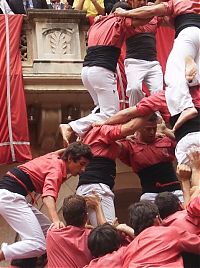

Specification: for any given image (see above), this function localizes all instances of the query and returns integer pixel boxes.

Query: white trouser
[125,58,163,106]
[140,190,184,203]
[165,27,200,116]
[0,189,51,261]
[175,131,200,165]
[76,183,115,226]
[69,66,120,137]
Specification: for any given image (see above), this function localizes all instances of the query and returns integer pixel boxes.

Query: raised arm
[176,164,192,207]
[188,149,200,200]
[114,3,168,19]
[120,117,149,137]
[95,106,141,126]
[85,194,107,225]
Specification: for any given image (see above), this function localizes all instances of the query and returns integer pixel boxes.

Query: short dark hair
[88,223,121,258]
[147,113,158,123]
[111,1,132,12]
[129,201,159,236]
[155,192,181,220]
[63,195,87,227]
[61,142,93,162]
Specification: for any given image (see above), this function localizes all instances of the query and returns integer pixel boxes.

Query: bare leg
[185,56,197,83]
[172,107,198,132]
[59,124,74,147]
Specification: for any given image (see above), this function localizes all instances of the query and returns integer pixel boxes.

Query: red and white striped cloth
[0,14,32,164]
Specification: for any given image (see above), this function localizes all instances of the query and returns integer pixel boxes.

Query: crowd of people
[0,0,199,267]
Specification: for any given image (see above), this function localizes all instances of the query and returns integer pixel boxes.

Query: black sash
[174,13,200,38]
[83,45,121,72]
[138,162,181,193]
[78,156,116,190]
[126,33,157,61]
[0,167,35,196]
[170,108,200,143]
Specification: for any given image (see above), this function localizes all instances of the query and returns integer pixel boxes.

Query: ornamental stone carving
[44,28,73,55]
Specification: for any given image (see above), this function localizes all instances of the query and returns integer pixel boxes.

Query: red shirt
[123,226,200,268]
[162,210,200,235]
[46,225,92,268]
[18,152,66,200]
[88,15,163,48]
[136,87,200,123]
[187,194,200,226]
[126,16,163,38]
[88,15,133,48]
[163,0,200,18]
[119,136,176,173]
[83,125,124,160]
[84,247,126,268]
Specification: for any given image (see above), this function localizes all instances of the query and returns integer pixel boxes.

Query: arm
[177,164,192,207]
[43,196,65,228]
[91,0,105,15]
[85,194,107,225]
[189,149,200,188]
[157,121,175,140]
[116,224,135,239]
[95,106,140,126]
[114,3,168,19]
[120,117,149,137]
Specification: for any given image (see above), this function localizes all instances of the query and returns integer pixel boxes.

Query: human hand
[84,192,101,209]
[188,148,200,171]
[111,217,119,227]
[116,223,135,243]
[116,224,135,236]
[114,7,127,17]
[94,15,103,22]
[177,164,192,182]
[50,220,65,229]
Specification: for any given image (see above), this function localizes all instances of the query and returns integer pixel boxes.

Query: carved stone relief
[43,28,73,55]
[35,22,81,60]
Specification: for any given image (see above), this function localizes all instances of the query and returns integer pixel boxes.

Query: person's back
[123,200,200,268]
[155,191,200,268]
[123,225,200,268]
[47,225,92,268]
[46,195,93,268]
[155,192,200,235]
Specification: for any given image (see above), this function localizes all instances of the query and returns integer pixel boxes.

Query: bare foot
[59,124,74,147]
[173,107,198,131]
[185,56,197,83]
